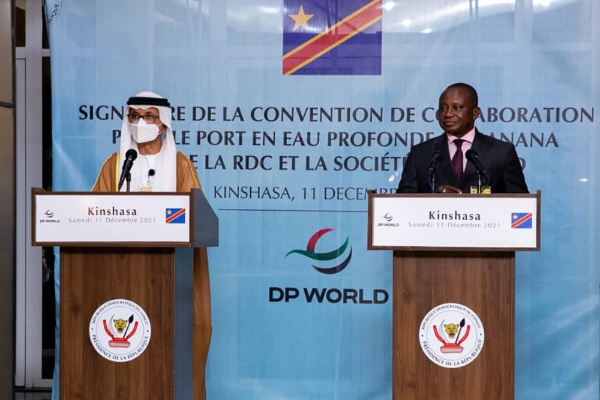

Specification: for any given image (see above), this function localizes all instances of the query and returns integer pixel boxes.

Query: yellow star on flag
[289,5,314,31]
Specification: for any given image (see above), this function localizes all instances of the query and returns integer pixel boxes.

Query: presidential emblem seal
[419,303,484,368]
[89,299,151,363]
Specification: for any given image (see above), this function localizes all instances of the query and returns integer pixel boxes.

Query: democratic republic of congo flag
[283,0,383,75]
[166,208,186,224]
[511,212,533,229]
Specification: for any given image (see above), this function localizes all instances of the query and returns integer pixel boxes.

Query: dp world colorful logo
[285,228,352,275]
[44,209,54,218]
[383,213,393,222]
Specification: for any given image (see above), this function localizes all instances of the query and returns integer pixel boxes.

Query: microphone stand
[476,170,482,194]
[428,151,443,194]
[428,169,436,193]
[126,172,132,192]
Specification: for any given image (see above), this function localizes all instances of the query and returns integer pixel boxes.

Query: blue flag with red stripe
[511,212,532,229]
[166,208,186,224]
[283,0,383,75]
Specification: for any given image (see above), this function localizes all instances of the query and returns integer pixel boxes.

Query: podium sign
[368,192,541,251]
[33,191,192,245]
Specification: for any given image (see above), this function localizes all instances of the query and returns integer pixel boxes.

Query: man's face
[436,87,480,137]
[129,107,164,132]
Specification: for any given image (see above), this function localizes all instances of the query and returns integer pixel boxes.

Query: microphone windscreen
[125,149,138,160]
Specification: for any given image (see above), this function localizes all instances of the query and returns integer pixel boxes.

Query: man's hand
[436,185,462,194]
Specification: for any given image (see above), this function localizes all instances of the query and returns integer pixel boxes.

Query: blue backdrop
[45,0,599,399]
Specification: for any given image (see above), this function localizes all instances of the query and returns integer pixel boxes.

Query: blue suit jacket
[397,130,529,194]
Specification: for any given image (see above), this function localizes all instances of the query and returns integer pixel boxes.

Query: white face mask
[130,119,160,144]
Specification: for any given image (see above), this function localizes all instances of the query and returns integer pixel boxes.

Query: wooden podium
[368,192,541,400]
[32,188,218,400]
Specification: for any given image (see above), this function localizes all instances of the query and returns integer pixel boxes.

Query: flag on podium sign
[166,208,186,224]
[511,212,532,229]
[282,0,383,75]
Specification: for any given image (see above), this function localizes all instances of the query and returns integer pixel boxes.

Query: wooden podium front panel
[60,247,175,400]
[393,251,515,400]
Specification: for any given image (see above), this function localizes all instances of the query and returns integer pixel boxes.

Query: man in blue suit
[397,83,529,194]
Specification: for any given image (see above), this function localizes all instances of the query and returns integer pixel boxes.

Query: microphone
[427,150,443,193]
[465,149,489,183]
[428,150,443,175]
[118,149,138,191]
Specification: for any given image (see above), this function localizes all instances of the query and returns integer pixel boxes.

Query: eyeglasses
[127,113,159,124]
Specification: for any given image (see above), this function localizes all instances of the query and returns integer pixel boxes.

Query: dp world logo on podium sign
[419,303,485,368]
[89,299,152,363]
[39,209,60,224]
[378,213,400,228]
